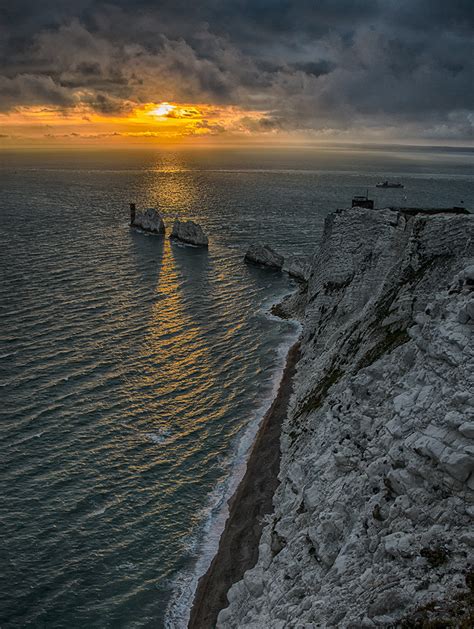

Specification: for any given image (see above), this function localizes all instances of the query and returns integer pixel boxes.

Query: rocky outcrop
[271,286,307,321]
[218,207,474,628]
[244,244,284,270]
[170,220,208,247]
[283,255,311,281]
[132,207,166,234]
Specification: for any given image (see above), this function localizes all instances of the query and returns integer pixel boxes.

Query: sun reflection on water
[141,153,202,223]
[132,237,218,468]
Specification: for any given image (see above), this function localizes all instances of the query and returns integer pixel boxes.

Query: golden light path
[0,101,272,147]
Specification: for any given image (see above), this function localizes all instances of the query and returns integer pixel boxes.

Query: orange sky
[0,101,279,148]
[3,100,469,150]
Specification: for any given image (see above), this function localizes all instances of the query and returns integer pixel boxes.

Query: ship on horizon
[376,180,404,188]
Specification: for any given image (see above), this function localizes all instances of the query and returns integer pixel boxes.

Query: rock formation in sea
[218,207,474,627]
[132,207,166,234]
[244,244,284,270]
[283,255,311,282]
[170,220,209,247]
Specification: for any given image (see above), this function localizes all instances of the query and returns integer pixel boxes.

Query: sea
[1,145,473,628]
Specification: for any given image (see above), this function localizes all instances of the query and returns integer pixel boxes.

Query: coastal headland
[194,206,474,628]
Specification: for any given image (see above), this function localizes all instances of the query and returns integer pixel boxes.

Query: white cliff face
[218,208,474,628]
[170,220,208,247]
[133,208,166,234]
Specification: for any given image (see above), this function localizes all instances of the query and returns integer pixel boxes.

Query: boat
[376,180,404,189]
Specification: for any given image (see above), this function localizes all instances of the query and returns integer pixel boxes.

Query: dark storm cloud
[1,1,473,139]
[0,74,77,110]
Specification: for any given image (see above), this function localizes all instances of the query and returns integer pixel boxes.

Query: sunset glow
[150,103,176,117]
[0,101,276,147]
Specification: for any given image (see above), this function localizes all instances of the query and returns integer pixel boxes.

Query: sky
[1,0,473,148]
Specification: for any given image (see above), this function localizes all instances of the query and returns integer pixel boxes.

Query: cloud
[0,74,77,111]
[0,1,473,141]
[81,92,133,114]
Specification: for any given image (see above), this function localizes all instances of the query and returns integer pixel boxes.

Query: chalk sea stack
[244,244,284,270]
[170,220,209,247]
[131,207,166,235]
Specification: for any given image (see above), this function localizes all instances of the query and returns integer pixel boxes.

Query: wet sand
[188,342,301,629]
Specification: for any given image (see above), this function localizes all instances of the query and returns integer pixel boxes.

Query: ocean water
[1,146,473,628]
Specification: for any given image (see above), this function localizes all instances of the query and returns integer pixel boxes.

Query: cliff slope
[218,207,474,628]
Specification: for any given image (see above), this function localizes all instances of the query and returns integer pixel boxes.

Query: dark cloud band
[1,0,473,140]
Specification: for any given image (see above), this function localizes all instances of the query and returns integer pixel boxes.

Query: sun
[150,103,175,117]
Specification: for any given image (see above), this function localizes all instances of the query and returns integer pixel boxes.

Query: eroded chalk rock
[244,244,284,269]
[170,220,208,247]
[283,255,311,281]
[458,422,474,439]
[132,208,165,234]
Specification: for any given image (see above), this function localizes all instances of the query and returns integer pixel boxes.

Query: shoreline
[188,341,301,628]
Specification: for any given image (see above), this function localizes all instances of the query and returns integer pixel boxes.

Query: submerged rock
[132,208,165,234]
[170,220,208,247]
[244,244,284,269]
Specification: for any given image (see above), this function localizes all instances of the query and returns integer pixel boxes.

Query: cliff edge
[218,207,474,627]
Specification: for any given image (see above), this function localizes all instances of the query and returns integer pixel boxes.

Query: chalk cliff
[218,207,474,627]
